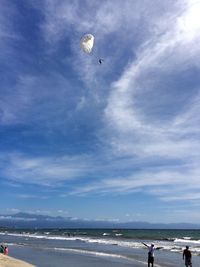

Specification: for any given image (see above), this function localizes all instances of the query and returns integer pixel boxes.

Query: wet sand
[0,254,35,267]
[9,244,147,267]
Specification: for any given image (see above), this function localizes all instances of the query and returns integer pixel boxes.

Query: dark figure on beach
[142,242,162,267]
[0,245,4,254]
[183,246,192,267]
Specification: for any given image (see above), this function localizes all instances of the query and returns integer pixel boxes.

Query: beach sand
[0,254,36,267]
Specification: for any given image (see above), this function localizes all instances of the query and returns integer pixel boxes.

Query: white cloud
[15,194,49,199]
[1,0,200,211]
[6,208,20,214]
[71,165,200,195]
[39,0,181,88]
[1,152,94,186]
[104,0,200,158]
[69,0,200,202]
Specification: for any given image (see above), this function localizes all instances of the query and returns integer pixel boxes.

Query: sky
[0,0,200,224]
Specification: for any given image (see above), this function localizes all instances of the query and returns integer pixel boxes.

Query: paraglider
[80,33,103,64]
[98,58,104,64]
[80,34,94,54]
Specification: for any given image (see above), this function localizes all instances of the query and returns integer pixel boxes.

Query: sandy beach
[0,254,35,267]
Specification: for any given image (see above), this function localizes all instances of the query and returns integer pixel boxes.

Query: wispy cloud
[1,0,200,223]
[1,152,94,186]
[70,164,200,195]
[15,194,49,199]
[104,0,200,156]
[0,1,20,46]
[39,0,181,87]
[70,0,200,202]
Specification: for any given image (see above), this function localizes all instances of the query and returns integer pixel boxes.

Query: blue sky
[0,0,200,223]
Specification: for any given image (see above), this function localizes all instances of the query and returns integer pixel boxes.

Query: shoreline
[0,254,35,267]
[1,229,199,267]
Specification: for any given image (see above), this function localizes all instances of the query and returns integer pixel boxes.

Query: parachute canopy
[80,34,94,54]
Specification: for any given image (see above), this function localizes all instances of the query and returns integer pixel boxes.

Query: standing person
[142,242,162,267]
[4,246,8,255]
[183,246,192,267]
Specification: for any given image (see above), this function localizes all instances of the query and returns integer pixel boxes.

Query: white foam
[102,233,110,236]
[174,238,200,245]
[183,236,191,240]
[1,231,200,256]
[0,232,77,241]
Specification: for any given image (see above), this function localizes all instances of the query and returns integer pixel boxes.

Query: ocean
[0,229,199,266]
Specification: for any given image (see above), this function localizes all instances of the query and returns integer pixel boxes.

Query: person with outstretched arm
[142,242,162,267]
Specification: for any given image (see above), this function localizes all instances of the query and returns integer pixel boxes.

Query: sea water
[0,229,200,266]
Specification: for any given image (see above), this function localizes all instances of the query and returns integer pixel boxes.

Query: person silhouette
[183,246,192,267]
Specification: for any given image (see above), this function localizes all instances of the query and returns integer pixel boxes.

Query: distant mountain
[0,212,199,229]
